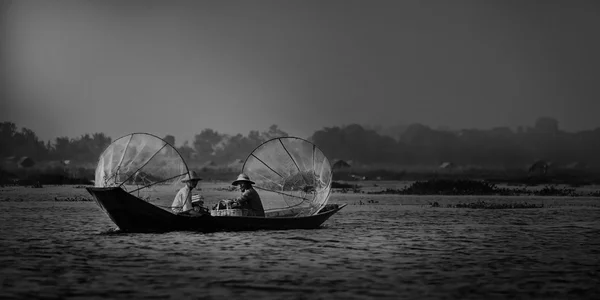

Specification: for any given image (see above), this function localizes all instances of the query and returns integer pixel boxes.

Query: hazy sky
[2,0,600,144]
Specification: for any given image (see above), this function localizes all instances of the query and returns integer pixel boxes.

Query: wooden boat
[87,186,346,233]
[87,133,344,233]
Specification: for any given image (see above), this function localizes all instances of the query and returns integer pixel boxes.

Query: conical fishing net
[95,133,189,209]
[242,137,332,216]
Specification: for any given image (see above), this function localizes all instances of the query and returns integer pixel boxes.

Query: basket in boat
[210,207,252,217]
[211,200,254,216]
[210,208,244,216]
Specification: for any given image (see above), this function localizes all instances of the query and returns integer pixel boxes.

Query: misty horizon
[4,116,600,172]
[1,116,596,146]
[2,1,600,144]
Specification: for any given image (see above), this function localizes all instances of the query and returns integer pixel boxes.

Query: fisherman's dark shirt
[235,188,265,217]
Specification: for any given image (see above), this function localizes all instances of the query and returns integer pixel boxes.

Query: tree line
[1,117,599,171]
[0,122,288,169]
[0,122,113,165]
[312,117,600,170]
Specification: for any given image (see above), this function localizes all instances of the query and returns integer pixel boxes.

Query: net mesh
[95,133,189,209]
[242,137,332,216]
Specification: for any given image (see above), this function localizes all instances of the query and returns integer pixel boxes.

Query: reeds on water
[367,179,599,197]
[437,200,542,209]
[54,196,93,202]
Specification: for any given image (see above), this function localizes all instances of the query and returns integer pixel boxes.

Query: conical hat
[232,173,255,186]
[182,170,202,182]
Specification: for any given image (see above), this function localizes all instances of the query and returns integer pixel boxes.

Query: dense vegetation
[2,116,600,186]
[364,179,599,197]
[312,117,600,169]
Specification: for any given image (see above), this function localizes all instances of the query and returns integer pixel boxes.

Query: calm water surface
[1,194,599,299]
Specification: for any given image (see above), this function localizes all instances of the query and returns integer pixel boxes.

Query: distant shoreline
[3,167,600,186]
[2,177,600,198]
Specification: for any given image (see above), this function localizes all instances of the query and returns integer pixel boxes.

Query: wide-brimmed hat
[232,173,255,186]
[182,170,202,182]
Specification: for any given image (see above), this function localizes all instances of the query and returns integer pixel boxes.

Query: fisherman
[172,170,203,214]
[228,173,265,217]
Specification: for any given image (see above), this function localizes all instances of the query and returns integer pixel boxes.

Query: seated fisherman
[229,173,265,217]
[171,171,203,214]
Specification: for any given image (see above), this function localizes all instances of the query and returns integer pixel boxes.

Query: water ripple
[1,198,599,299]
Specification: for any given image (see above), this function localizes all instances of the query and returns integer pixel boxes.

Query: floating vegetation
[332,181,362,193]
[589,191,600,197]
[368,180,498,195]
[331,181,359,189]
[352,199,380,205]
[73,185,91,189]
[53,196,93,202]
[534,186,576,197]
[368,179,600,197]
[370,188,405,195]
[442,200,542,209]
[337,187,362,194]
[407,179,498,195]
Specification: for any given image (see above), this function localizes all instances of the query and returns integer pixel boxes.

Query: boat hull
[86,187,346,233]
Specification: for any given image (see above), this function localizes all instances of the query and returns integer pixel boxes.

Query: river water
[1,188,599,299]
